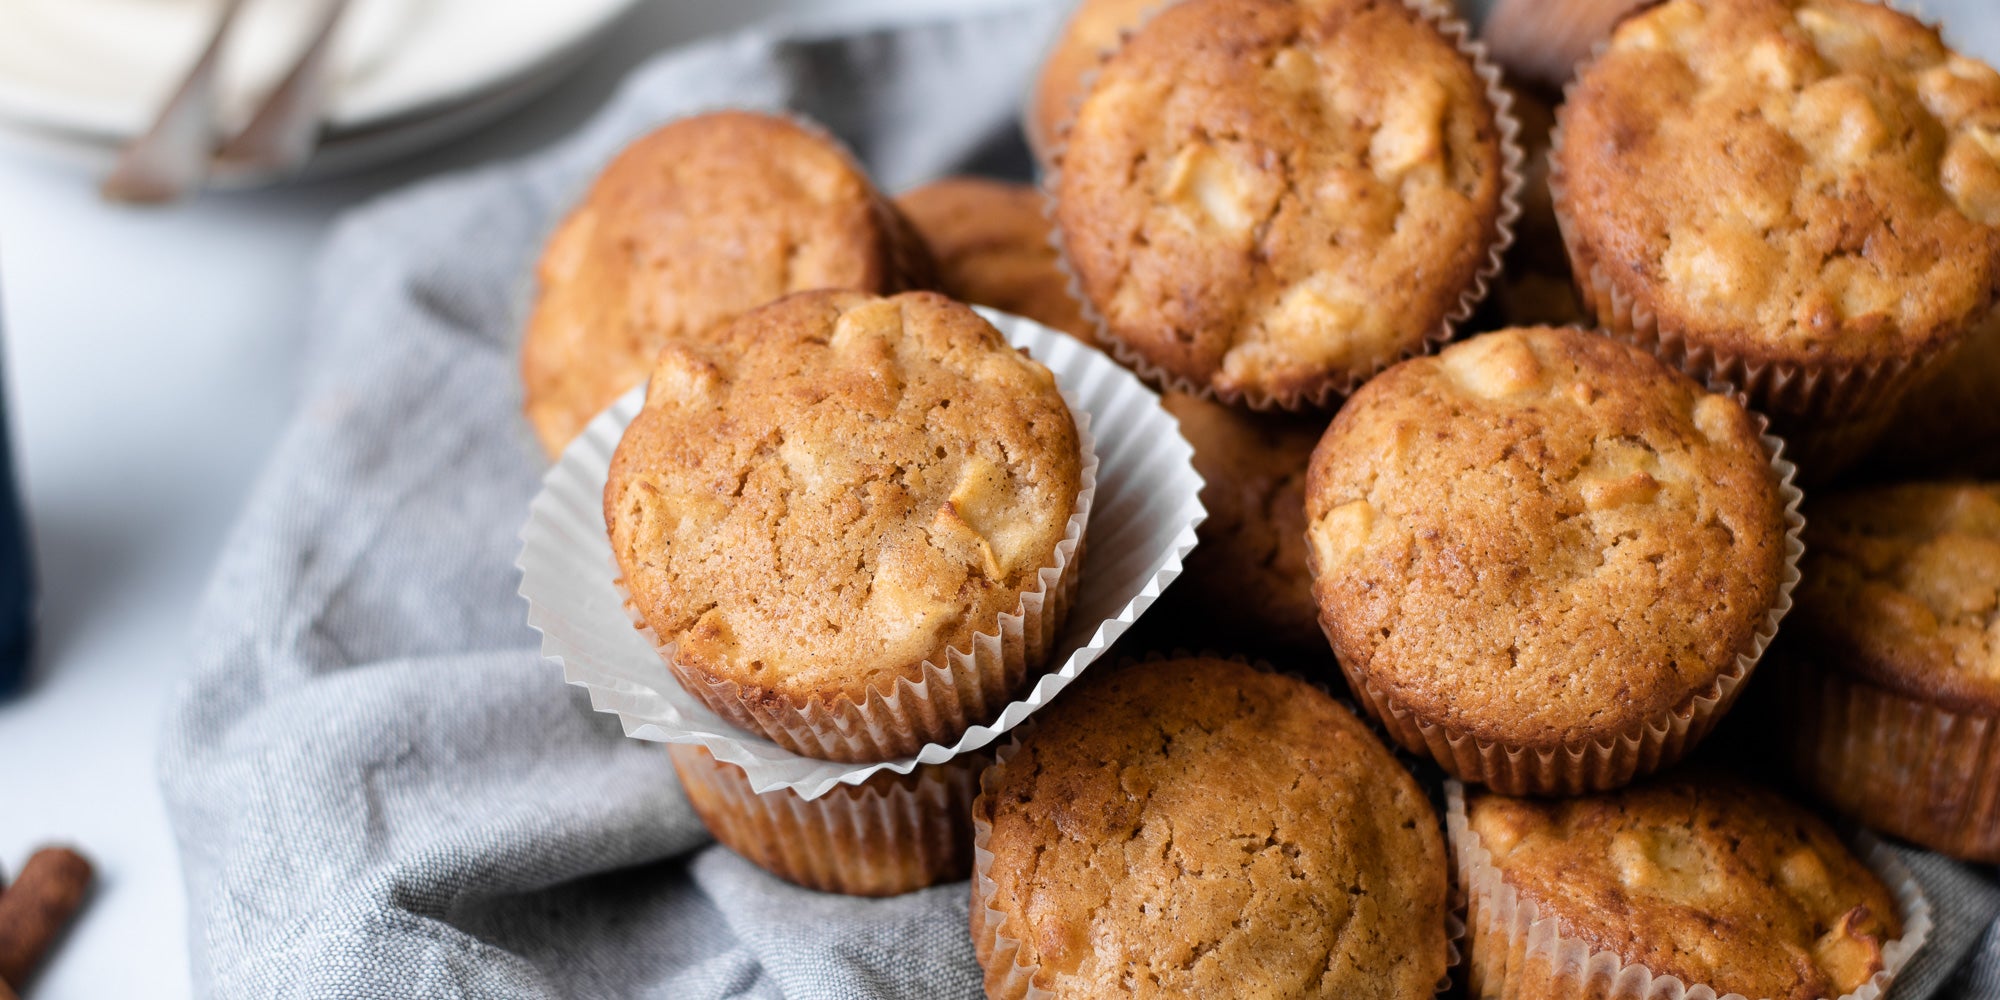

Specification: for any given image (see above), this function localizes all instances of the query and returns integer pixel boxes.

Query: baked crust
[1054,0,1507,404]
[1790,481,2000,711]
[1306,327,1785,747]
[1557,0,2000,369]
[521,111,934,456]
[977,657,1448,1000]
[895,177,1094,343]
[1467,775,1902,1000]
[606,290,1081,711]
[1027,0,1160,165]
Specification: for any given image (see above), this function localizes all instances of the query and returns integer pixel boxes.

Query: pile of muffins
[520,0,2000,996]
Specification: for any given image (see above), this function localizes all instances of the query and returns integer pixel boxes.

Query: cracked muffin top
[1054,0,1509,406]
[1789,482,2000,711]
[894,177,1095,343]
[1026,0,1159,165]
[1305,328,1787,746]
[522,111,934,457]
[1465,775,1903,1000]
[976,657,1448,1000]
[1161,392,1327,649]
[1557,0,2000,369]
[605,290,1081,702]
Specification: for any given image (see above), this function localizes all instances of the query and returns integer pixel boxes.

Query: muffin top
[1791,482,2000,711]
[1162,392,1326,649]
[1558,0,2000,368]
[521,111,933,456]
[1465,776,1903,1000]
[1027,0,1159,165]
[1306,327,1787,746]
[978,657,1448,1000]
[606,290,1081,703]
[894,177,1094,343]
[1055,0,1508,405]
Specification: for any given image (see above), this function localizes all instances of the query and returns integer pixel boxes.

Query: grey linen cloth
[157,3,2000,997]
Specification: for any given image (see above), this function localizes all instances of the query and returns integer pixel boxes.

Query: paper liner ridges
[517,308,1207,800]
[1445,782,1932,1000]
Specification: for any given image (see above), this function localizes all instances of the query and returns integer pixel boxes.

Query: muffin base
[1445,782,1932,1000]
[629,397,1098,763]
[669,743,983,897]
[1781,659,2000,864]
[1335,427,1805,796]
[1044,0,1525,412]
[970,716,1463,1000]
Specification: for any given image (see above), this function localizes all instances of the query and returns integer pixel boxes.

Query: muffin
[1554,0,2000,433]
[972,656,1449,999]
[1306,328,1795,794]
[893,177,1094,343]
[1774,482,2000,862]
[669,744,983,897]
[606,290,1091,761]
[1053,0,1517,409]
[1159,392,1327,652]
[1025,0,1159,168]
[1453,775,1919,1000]
[521,111,935,456]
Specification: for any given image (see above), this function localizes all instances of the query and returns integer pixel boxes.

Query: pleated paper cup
[670,743,984,897]
[519,307,1207,801]
[1338,426,1805,796]
[1778,655,2000,864]
[620,403,1096,764]
[1043,0,1525,412]
[1547,87,1960,428]
[1445,782,1932,1000]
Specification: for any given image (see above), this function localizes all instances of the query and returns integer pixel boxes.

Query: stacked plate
[0,0,645,185]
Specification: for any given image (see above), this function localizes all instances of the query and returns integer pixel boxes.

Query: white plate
[0,0,644,141]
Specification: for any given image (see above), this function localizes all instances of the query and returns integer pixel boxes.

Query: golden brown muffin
[893,177,1093,343]
[521,111,935,456]
[1775,482,2000,861]
[1026,0,1160,167]
[1054,0,1514,408]
[607,290,1084,761]
[1461,776,1905,1000]
[973,657,1449,1000]
[1555,0,2000,421]
[669,744,981,897]
[1307,328,1789,793]
[1161,392,1326,650]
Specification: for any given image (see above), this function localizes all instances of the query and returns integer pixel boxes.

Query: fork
[99,0,249,203]
[214,0,355,178]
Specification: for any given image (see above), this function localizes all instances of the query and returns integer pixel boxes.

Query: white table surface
[0,1,1012,996]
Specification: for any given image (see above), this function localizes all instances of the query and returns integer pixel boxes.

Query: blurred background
[0,1,1022,995]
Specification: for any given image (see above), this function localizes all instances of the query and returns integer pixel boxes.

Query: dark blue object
[0,285,35,698]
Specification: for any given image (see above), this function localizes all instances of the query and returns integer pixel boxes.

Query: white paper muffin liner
[1779,656,2000,864]
[1042,0,1525,412]
[616,381,1096,764]
[1445,782,1932,1000]
[969,665,1463,1000]
[1546,57,1960,427]
[518,308,1207,800]
[668,742,984,897]
[1335,424,1805,796]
